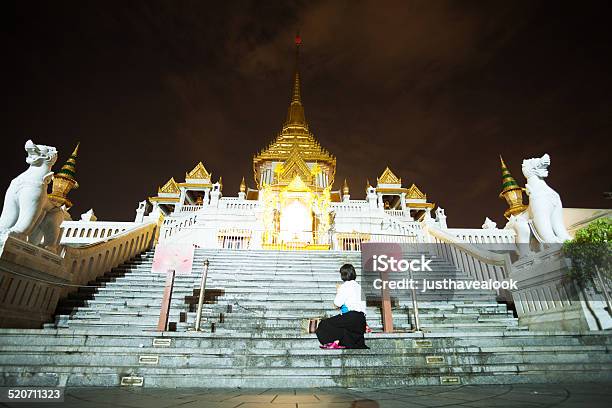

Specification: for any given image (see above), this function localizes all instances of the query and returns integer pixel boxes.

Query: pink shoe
[325,342,346,349]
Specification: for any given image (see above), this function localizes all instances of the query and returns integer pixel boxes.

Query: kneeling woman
[316,264,368,349]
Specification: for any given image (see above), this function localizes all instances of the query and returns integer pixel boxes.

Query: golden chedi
[49,143,80,208]
[499,155,527,219]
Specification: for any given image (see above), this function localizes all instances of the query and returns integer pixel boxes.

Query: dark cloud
[2,0,611,226]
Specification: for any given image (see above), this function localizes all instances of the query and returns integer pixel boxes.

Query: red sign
[151,244,194,275]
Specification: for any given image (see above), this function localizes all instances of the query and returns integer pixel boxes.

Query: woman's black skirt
[316,311,368,349]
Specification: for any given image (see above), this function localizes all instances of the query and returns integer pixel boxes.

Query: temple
[147,36,440,250]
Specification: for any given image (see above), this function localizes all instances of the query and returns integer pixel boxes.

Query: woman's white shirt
[334,280,366,313]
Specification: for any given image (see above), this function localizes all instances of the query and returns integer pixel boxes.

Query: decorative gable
[406,183,426,200]
[280,146,313,184]
[158,178,180,195]
[185,162,211,181]
[286,175,310,192]
[377,167,401,185]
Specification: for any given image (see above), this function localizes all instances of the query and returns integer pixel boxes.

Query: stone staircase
[0,248,610,387]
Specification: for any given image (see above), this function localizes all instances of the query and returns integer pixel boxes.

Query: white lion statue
[0,140,66,251]
[521,153,571,243]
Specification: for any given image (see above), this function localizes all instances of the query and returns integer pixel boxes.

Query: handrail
[194,259,210,331]
[423,224,513,300]
[0,221,157,328]
[63,222,158,288]
[424,224,512,273]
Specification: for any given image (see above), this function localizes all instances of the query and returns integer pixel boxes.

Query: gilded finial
[49,142,80,208]
[499,155,528,219]
[342,178,349,195]
[240,176,246,193]
[285,33,306,126]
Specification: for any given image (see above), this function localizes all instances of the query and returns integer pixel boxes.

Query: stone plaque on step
[153,338,172,347]
[426,355,444,365]
[413,339,433,348]
[440,376,460,385]
[138,355,159,365]
[120,376,144,386]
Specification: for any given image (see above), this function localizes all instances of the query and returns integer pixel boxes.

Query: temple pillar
[175,188,187,213]
[203,188,211,206]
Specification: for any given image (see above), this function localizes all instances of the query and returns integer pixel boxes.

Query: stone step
[1,362,610,388]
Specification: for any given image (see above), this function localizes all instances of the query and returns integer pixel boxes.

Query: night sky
[4,1,611,227]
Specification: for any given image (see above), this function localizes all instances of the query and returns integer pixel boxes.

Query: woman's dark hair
[340,263,357,281]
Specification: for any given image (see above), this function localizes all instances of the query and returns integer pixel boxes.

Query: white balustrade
[0,222,157,328]
[384,209,405,217]
[336,232,419,251]
[180,205,203,213]
[160,213,199,241]
[331,202,368,213]
[217,228,252,249]
[509,247,612,331]
[219,200,260,211]
[64,222,157,288]
[448,228,516,244]
[60,221,141,245]
[424,224,513,299]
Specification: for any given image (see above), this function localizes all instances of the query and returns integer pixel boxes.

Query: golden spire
[342,178,349,195]
[285,33,306,127]
[499,155,528,219]
[49,142,80,208]
[240,176,246,193]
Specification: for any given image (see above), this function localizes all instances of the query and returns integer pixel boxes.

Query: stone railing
[180,205,203,213]
[423,224,513,299]
[218,199,260,211]
[335,232,419,251]
[380,214,424,239]
[510,247,612,331]
[331,202,368,213]
[0,222,157,328]
[448,228,516,244]
[217,228,252,249]
[60,221,141,245]
[160,212,199,241]
[384,209,406,217]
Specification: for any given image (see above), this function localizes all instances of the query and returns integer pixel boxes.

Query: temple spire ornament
[342,179,350,195]
[285,33,307,127]
[252,34,335,189]
[49,142,80,208]
[239,176,246,193]
[499,155,528,219]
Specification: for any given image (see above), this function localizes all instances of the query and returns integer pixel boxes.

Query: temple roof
[253,35,335,178]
